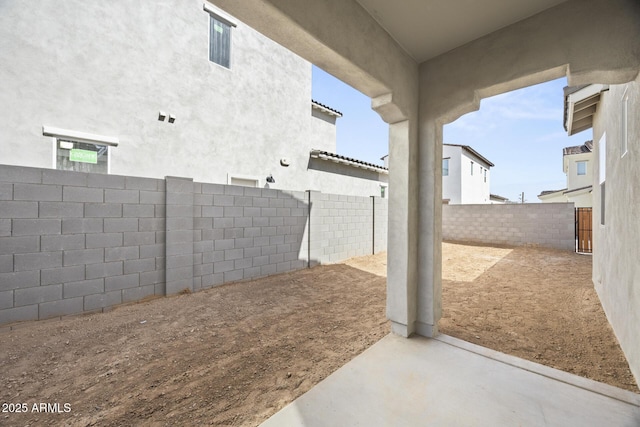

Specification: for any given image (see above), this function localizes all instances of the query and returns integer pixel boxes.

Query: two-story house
[537,140,593,207]
[0,0,387,197]
[384,144,496,204]
[442,144,494,204]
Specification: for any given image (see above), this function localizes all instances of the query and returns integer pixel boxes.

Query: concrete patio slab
[260,334,640,426]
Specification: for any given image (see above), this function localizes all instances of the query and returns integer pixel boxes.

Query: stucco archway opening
[434,75,639,390]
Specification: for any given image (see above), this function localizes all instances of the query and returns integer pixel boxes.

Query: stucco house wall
[591,75,640,383]
[442,144,491,204]
[564,151,593,191]
[0,0,385,198]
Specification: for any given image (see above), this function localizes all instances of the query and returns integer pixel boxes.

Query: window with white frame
[470,161,474,175]
[577,161,587,175]
[56,140,109,174]
[205,4,236,69]
[43,126,118,174]
[621,87,629,157]
[442,158,449,176]
[599,134,606,225]
[484,168,487,183]
[228,175,259,187]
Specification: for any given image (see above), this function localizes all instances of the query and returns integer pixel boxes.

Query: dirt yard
[1,243,637,426]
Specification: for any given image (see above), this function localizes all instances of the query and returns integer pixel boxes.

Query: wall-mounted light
[266,174,275,183]
[280,158,290,167]
[158,111,166,121]
[168,114,176,124]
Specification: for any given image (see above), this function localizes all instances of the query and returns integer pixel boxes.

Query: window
[380,185,387,198]
[442,158,449,176]
[57,140,109,174]
[204,4,237,69]
[621,87,629,157]
[43,126,118,174]
[484,169,487,183]
[577,161,587,176]
[209,16,231,68]
[228,174,259,187]
[599,133,606,225]
[470,161,474,175]
[600,182,606,225]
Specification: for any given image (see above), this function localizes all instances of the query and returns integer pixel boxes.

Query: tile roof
[563,140,593,156]
[310,150,388,174]
[311,100,343,117]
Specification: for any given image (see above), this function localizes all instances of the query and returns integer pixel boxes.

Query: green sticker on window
[214,23,224,33]
[70,149,98,164]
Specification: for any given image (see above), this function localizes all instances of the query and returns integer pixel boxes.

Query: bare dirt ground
[346,242,638,392]
[1,243,637,426]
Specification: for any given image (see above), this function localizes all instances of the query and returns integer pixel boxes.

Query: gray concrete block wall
[309,192,375,264]
[192,183,309,287]
[0,164,389,326]
[373,197,388,254]
[442,203,575,250]
[165,177,194,295]
[0,165,166,325]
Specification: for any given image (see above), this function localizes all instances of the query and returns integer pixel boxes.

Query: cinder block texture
[0,166,165,324]
[442,203,575,250]
[0,165,389,326]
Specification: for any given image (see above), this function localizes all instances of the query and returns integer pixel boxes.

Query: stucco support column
[375,95,420,338]
[415,118,442,337]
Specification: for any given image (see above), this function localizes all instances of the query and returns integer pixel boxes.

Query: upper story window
[484,169,487,183]
[577,161,587,175]
[470,161,474,175]
[204,4,237,69]
[442,158,449,176]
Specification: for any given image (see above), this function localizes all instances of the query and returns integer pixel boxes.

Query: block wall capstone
[442,203,575,250]
[0,165,389,326]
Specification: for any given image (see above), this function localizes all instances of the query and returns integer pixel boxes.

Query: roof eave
[564,84,608,136]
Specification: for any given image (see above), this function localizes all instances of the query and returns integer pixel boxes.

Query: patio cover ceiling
[355,0,569,63]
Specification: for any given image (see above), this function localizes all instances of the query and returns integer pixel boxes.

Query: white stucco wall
[459,150,491,204]
[442,145,462,204]
[592,75,640,384]
[0,0,384,197]
[442,145,491,204]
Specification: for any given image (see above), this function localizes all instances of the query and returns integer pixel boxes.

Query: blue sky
[312,65,592,203]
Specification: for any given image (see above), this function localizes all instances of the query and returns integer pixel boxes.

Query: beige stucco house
[564,79,640,389]
[538,140,593,207]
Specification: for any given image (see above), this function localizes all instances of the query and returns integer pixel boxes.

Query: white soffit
[565,84,608,136]
[355,0,569,62]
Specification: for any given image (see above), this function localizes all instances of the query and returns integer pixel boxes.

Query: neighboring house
[537,140,593,207]
[384,144,495,204]
[489,194,509,204]
[442,144,494,204]
[0,0,387,198]
[563,77,640,383]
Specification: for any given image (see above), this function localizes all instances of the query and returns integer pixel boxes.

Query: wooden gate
[575,208,592,253]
